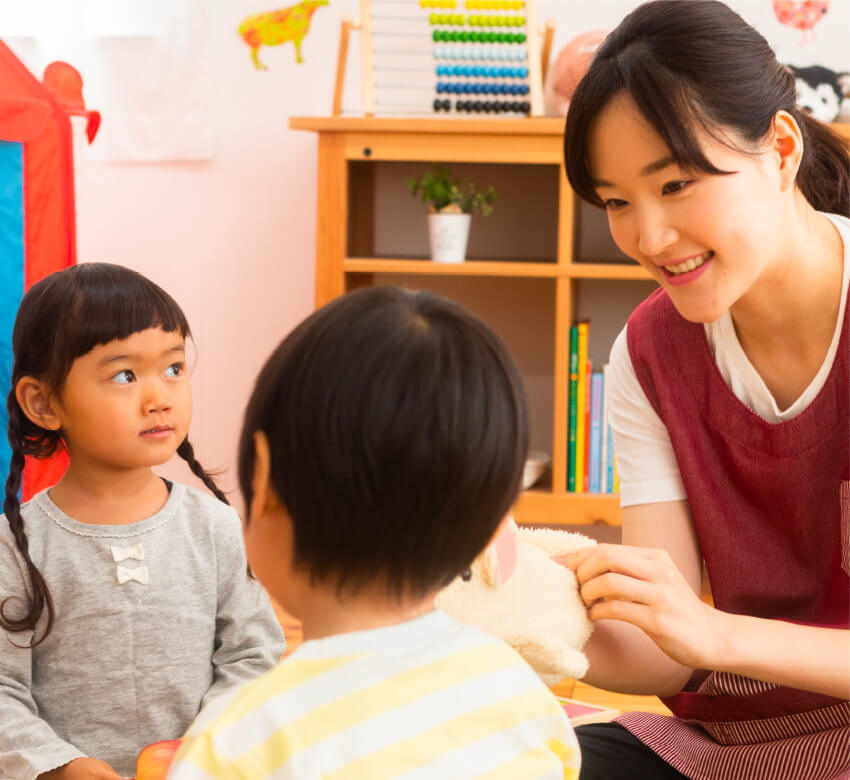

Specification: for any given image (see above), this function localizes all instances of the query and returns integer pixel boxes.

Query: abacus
[339,0,546,117]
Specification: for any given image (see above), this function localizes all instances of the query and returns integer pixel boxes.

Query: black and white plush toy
[789,65,850,123]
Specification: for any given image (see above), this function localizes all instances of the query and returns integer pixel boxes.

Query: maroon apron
[618,287,850,780]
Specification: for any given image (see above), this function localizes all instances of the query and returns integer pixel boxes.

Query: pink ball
[545,30,609,116]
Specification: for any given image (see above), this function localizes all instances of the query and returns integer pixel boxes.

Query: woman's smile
[661,251,715,285]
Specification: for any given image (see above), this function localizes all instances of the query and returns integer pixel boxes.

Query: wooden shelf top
[290,115,566,136]
[291,116,850,143]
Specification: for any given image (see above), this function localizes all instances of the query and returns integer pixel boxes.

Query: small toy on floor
[135,739,181,780]
[436,516,595,686]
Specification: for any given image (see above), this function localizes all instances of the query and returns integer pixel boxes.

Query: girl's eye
[111,370,136,384]
[165,362,184,378]
[662,180,693,196]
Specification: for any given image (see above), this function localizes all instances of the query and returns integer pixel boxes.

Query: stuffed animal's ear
[479,517,518,586]
[491,518,517,583]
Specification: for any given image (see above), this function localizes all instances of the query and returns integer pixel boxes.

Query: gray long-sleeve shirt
[0,482,286,780]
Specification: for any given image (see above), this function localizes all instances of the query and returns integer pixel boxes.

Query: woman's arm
[565,499,702,696]
[567,501,850,699]
[712,614,849,699]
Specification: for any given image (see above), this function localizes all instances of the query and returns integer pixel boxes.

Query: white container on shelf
[428,212,471,264]
[522,449,550,490]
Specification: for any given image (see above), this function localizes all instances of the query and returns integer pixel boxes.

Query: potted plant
[407,164,497,263]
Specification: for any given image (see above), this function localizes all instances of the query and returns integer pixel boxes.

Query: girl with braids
[560,1,849,778]
[0,263,285,780]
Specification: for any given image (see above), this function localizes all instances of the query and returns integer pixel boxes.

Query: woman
[561,1,849,778]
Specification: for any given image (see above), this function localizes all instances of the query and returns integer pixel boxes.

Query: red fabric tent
[0,41,99,499]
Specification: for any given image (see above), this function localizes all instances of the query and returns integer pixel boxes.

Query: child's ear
[15,377,61,431]
[250,431,283,521]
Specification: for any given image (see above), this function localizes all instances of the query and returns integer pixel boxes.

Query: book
[574,322,589,494]
[556,696,620,726]
[606,421,616,493]
[589,372,603,493]
[600,364,610,494]
[613,452,620,494]
[567,325,579,492]
[583,358,591,492]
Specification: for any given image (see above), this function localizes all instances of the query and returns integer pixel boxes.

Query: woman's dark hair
[564,0,849,216]
[3,262,228,645]
[238,285,529,600]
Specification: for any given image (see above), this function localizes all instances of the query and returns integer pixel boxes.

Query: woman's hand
[563,543,726,672]
[38,757,126,780]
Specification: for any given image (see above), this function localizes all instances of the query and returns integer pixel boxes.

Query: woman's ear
[771,110,804,192]
[15,377,61,431]
[249,431,282,523]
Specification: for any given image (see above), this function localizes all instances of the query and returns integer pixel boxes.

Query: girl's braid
[1,395,55,644]
[176,437,254,577]
[177,438,230,505]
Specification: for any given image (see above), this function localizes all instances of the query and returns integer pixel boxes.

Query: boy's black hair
[3,262,227,645]
[564,0,849,216]
[238,285,529,600]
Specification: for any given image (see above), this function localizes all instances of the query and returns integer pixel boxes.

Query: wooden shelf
[295,114,633,526]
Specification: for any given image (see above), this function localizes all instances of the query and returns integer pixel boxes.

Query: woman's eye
[165,362,184,378]
[662,180,693,196]
[603,198,628,211]
[111,370,135,384]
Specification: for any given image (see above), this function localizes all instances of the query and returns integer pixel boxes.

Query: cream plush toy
[436,516,596,686]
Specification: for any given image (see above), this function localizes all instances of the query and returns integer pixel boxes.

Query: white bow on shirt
[116,565,149,585]
[111,544,145,562]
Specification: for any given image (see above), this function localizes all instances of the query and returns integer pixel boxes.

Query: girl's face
[54,327,192,473]
[588,92,787,323]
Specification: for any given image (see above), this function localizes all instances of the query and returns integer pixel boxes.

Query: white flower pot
[428,212,471,264]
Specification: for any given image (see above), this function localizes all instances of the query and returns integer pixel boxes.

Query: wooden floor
[272,602,672,719]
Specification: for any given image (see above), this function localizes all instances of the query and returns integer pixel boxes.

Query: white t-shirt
[608,212,850,508]
[168,610,580,780]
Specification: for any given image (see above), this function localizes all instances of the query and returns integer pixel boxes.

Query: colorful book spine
[600,364,610,494]
[606,418,615,493]
[584,358,592,492]
[574,321,589,494]
[589,372,603,493]
[567,325,579,492]
[613,453,620,494]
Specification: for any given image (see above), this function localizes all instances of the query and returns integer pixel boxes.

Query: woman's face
[588,92,787,324]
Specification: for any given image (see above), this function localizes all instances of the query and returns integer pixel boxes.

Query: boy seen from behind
[168,286,580,780]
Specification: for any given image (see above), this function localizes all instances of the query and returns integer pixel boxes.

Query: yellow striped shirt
[168,610,579,779]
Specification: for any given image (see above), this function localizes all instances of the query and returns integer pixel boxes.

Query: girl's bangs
[55,267,190,380]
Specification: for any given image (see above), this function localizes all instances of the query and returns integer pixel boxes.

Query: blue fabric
[0,141,25,488]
